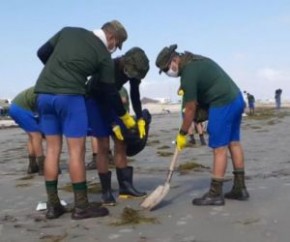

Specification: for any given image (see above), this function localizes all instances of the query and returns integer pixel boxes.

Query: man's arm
[97,82,127,117]
[129,79,142,119]
[37,41,54,64]
[37,28,63,64]
[180,101,197,133]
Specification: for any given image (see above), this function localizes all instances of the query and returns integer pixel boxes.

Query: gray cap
[155,44,178,74]
[104,20,128,50]
[123,47,149,79]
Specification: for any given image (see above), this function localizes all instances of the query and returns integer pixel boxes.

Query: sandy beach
[1,106,290,242]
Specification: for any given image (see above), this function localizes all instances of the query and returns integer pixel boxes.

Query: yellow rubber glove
[176,133,187,151]
[112,125,124,141]
[120,112,136,129]
[178,89,184,96]
[137,118,146,139]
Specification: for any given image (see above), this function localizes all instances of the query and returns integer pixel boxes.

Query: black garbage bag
[122,109,152,157]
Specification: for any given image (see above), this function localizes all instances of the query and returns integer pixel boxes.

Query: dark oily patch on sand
[250,125,262,130]
[110,207,159,226]
[157,145,171,150]
[17,174,35,180]
[15,182,32,188]
[148,133,159,138]
[178,161,210,173]
[266,119,280,125]
[0,214,18,223]
[39,232,68,241]
[147,139,160,146]
[236,217,261,225]
[157,151,173,157]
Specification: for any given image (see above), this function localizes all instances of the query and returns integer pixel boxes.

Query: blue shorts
[8,104,41,132]
[86,98,124,137]
[37,94,88,138]
[207,93,245,148]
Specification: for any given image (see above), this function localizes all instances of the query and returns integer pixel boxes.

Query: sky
[1,0,290,102]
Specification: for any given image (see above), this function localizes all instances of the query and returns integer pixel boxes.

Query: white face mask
[108,38,118,54]
[108,46,117,54]
[124,69,132,78]
[166,68,178,77]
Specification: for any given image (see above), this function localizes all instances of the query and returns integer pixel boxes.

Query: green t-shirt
[180,58,240,107]
[35,27,114,95]
[12,87,37,112]
[119,87,130,112]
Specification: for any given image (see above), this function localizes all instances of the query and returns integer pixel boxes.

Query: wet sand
[1,107,290,242]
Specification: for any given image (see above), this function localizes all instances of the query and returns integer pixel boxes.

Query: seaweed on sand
[147,139,160,146]
[17,175,34,180]
[110,207,159,226]
[178,161,209,173]
[59,181,102,194]
[157,151,173,157]
[157,145,171,150]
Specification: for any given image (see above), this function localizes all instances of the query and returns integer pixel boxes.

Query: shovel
[140,148,179,210]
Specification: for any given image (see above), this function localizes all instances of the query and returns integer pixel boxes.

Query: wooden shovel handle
[165,148,179,183]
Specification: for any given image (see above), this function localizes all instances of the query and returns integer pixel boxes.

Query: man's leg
[66,136,109,219]
[114,138,146,198]
[192,147,227,206]
[96,137,116,205]
[27,135,39,174]
[192,100,238,206]
[30,132,45,175]
[196,123,206,145]
[86,136,98,170]
[225,142,249,200]
[225,93,249,200]
[44,135,65,219]
[188,123,196,145]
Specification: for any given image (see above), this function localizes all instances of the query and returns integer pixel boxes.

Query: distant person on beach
[34,20,136,220]
[8,86,45,175]
[86,47,149,206]
[188,122,207,146]
[275,88,282,110]
[156,44,249,206]
[246,93,255,115]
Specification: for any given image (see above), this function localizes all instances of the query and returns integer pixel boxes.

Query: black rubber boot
[224,170,249,200]
[27,155,39,174]
[192,179,225,206]
[37,156,45,175]
[116,166,146,198]
[199,134,207,146]
[86,153,97,170]
[98,171,116,206]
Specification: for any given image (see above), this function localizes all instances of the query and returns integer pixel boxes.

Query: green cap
[123,47,149,79]
[155,44,178,74]
[108,20,128,50]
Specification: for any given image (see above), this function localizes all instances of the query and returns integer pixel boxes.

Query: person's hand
[137,118,146,139]
[120,112,136,129]
[113,125,124,141]
[176,133,187,151]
